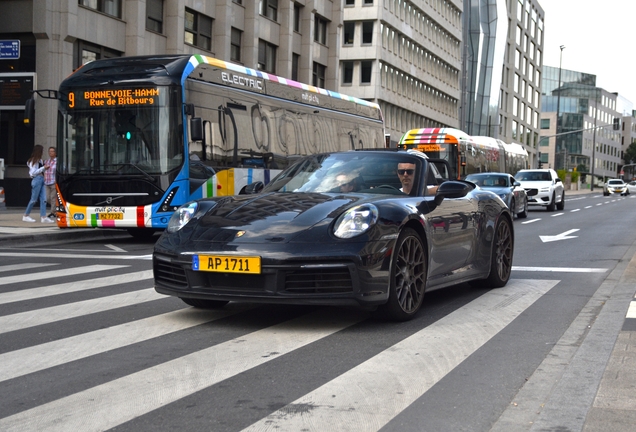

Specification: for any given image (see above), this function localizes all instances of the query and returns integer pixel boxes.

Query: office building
[461,0,544,166]
[540,66,622,185]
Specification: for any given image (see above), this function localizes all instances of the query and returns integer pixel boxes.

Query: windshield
[515,171,551,181]
[262,152,423,195]
[608,180,624,185]
[465,174,508,187]
[57,85,182,176]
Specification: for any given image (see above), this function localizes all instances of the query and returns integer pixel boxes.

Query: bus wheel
[126,228,157,240]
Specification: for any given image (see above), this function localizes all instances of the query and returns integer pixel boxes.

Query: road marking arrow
[540,228,579,243]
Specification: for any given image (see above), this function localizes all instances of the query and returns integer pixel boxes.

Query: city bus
[397,128,472,179]
[398,128,528,179]
[37,55,384,237]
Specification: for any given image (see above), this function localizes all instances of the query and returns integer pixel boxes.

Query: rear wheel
[376,228,427,321]
[484,217,513,287]
[180,298,229,309]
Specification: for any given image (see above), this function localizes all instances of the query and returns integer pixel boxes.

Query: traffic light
[613,118,621,130]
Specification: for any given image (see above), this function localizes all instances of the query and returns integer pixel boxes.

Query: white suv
[515,169,565,211]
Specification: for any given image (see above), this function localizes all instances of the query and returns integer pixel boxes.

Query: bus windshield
[57,85,182,176]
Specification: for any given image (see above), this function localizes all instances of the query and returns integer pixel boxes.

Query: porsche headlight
[333,204,378,239]
[167,202,198,233]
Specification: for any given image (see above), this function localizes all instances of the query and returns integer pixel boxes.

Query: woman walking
[23,145,54,223]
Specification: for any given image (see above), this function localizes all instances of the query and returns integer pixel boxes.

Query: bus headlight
[167,202,198,233]
[333,204,378,238]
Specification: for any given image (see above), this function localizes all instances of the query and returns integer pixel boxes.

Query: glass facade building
[540,66,622,181]
[461,0,544,166]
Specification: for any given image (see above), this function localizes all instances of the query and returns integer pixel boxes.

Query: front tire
[556,191,565,210]
[484,217,513,288]
[547,192,556,211]
[376,228,427,321]
[517,197,528,219]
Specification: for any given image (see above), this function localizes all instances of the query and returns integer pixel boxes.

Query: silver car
[465,172,528,218]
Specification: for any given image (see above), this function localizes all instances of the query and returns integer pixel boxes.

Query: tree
[624,142,636,166]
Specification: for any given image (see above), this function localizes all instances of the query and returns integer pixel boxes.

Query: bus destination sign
[69,88,160,108]
[411,144,442,152]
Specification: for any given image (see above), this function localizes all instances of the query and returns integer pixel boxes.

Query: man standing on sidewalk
[44,146,57,219]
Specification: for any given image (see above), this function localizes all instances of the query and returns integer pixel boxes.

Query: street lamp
[555,45,565,169]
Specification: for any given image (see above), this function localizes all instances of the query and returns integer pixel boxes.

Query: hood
[189,192,365,244]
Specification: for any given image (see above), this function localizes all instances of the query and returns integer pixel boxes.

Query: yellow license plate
[193,255,261,274]
[97,213,123,220]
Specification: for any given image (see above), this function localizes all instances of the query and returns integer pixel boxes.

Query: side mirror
[24,97,35,127]
[434,181,471,206]
[241,181,264,195]
[190,117,203,142]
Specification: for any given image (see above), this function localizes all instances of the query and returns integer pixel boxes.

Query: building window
[361,60,372,83]
[258,39,277,74]
[260,0,278,21]
[75,40,120,69]
[79,0,122,18]
[345,0,355,5]
[313,62,326,88]
[293,3,301,32]
[541,118,550,129]
[343,61,354,84]
[314,15,328,45]
[231,28,242,62]
[343,22,354,45]
[146,0,163,33]
[185,8,212,51]
[364,0,373,4]
[292,54,299,81]
[362,21,373,44]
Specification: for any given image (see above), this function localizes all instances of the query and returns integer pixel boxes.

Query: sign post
[0,40,20,59]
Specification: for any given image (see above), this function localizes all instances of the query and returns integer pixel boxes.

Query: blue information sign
[0,40,20,60]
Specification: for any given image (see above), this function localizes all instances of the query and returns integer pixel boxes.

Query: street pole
[591,95,597,192]
[555,45,565,170]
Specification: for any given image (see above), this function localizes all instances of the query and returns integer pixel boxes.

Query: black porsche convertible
[153,150,514,321]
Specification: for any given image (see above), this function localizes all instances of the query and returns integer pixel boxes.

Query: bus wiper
[104,163,155,181]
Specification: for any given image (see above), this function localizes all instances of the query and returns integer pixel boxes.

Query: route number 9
[68,92,75,108]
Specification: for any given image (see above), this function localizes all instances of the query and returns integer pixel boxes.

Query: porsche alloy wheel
[378,228,427,321]
[485,217,513,288]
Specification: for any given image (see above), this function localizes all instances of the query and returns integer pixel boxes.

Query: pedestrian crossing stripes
[0,261,632,431]
[627,298,636,319]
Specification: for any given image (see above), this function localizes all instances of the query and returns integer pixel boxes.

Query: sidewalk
[0,206,128,247]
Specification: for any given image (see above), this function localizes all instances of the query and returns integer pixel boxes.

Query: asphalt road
[0,192,634,431]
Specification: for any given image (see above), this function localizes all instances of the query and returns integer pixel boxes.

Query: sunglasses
[397,169,414,175]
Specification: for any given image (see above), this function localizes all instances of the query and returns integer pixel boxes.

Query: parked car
[604,178,629,196]
[465,172,528,218]
[515,169,565,211]
[627,180,636,195]
[153,150,514,322]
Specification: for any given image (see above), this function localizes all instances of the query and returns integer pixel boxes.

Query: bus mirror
[184,103,195,116]
[242,181,264,195]
[190,117,203,142]
[24,97,35,127]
